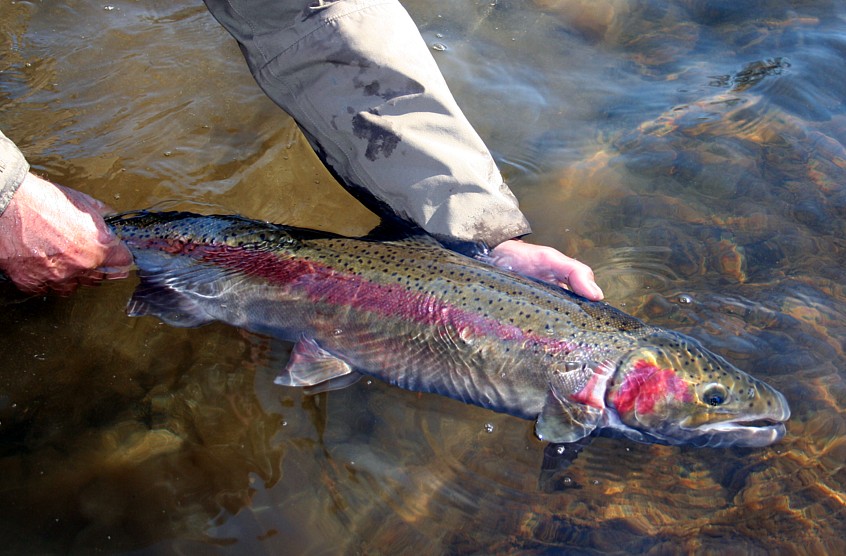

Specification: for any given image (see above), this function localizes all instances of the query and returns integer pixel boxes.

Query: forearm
[0,129,30,217]
[203,0,531,246]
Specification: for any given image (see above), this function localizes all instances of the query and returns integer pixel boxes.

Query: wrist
[0,172,44,224]
[0,130,31,217]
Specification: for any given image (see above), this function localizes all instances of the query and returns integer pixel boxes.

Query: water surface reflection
[1,0,845,553]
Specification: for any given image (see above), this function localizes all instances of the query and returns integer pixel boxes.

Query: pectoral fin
[534,361,614,443]
[274,337,360,392]
[535,389,602,444]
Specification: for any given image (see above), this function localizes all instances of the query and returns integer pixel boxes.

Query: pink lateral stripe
[146,238,579,357]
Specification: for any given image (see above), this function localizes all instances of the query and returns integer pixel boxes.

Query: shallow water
[1,0,845,553]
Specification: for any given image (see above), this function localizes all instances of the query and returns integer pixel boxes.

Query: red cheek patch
[613,359,694,416]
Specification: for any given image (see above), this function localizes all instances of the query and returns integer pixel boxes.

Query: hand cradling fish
[107,211,790,448]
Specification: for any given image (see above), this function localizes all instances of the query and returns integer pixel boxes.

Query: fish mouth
[676,388,791,447]
[681,414,789,448]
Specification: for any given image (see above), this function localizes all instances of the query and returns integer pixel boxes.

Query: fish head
[605,331,790,447]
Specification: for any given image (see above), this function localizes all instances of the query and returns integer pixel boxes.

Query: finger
[100,268,130,281]
[95,202,119,218]
[77,269,108,287]
[45,277,81,296]
[56,184,114,215]
[101,240,134,270]
[561,264,604,301]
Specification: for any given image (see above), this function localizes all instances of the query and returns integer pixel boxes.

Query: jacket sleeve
[203,0,531,247]
[0,130,30,217]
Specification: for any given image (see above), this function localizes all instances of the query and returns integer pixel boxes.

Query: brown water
[2,0,845,553]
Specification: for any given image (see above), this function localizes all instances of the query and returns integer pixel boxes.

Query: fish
[106,211,790,448]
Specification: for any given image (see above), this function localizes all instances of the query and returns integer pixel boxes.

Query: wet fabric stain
[352,108,400,161]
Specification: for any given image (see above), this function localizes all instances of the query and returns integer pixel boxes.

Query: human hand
[488,239,604,301]
[0,173,132,295]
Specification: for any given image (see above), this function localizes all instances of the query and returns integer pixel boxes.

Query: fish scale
[107,211,790,448]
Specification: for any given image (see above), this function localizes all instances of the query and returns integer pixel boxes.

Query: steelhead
[107,211,790,447]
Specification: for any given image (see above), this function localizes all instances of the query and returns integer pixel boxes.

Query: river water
[1,0,845,553]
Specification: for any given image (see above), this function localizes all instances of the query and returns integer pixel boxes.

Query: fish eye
[702,384,729,406]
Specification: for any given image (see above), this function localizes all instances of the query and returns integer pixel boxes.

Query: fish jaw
[604,332,791,448]
[674,383,790,448]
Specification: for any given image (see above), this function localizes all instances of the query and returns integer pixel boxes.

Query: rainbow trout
[107,211,789,447]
